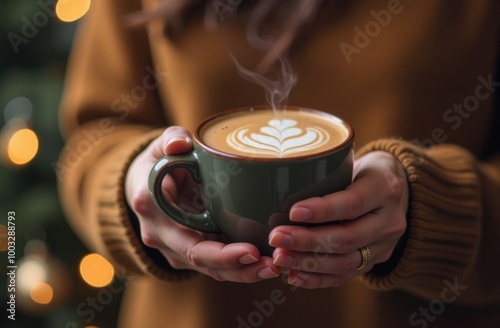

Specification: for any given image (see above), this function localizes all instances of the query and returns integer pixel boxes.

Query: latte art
[227,119,330,157]
[200,108,348,159]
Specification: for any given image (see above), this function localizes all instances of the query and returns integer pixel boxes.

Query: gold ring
[356,246,371,271]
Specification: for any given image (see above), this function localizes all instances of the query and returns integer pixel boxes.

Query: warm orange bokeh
[56,0,92,22]
[7,128,39,165]
[79,253,115,287]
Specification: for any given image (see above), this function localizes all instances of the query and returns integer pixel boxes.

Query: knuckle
[316,234,337,253]
[214,245,236,270]
[338,256,358,274]
[301,233,319,251]
[337,229,357,253]
[181,244,203,267]
[206,267,226,282]
[213,255,232,270]
[297,257,318,272]
[130,189,154,216]
[384,173,403,202]
[346,192,364,218]
[140,230,158,248]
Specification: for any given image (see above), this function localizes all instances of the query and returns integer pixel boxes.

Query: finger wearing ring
[356,246,371,271]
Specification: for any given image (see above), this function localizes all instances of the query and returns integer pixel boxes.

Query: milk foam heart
[227,119,330,157]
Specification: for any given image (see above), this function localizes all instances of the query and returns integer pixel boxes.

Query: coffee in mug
[200,108,349,158]
[149,106,355,255]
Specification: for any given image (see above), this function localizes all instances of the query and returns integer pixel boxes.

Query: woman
[58,0,500,327]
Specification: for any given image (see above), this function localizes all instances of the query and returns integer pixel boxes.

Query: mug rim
[193,105,355,162]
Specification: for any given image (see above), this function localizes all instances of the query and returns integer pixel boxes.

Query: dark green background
[1,1,122,327]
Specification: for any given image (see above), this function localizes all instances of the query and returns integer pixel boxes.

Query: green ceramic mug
[149,106,355,255]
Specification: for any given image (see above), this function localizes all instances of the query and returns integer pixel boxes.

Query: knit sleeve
[355,139,500,305]
[93,126,196,281]
[57,0,195,281]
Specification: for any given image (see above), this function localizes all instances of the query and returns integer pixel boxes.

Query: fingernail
[238,253,258,265]
[257,267,279,279]
[269,232,294,248]
[289,276,305,287]
[273,253,295,268]
[290,207,312,222]
[167,136,187,145]
[288,270,308,286]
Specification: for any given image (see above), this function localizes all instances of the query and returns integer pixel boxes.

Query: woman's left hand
[270,151,409,288]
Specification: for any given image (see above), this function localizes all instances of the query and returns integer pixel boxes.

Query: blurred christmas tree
[1,1,123,327]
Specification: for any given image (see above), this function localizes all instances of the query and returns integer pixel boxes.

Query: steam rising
[231,52,298,111]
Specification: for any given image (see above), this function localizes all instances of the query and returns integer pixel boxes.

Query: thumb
[154,126,193,157]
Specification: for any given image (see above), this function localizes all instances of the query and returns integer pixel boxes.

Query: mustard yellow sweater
[58,0,500,327]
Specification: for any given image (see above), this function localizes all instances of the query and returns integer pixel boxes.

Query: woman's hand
[270,151,409,288]
[125,126,280,282]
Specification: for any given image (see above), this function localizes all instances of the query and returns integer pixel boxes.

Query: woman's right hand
[125,126,280,282]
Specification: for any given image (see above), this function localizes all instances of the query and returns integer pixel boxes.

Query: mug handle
[148,152,220,233]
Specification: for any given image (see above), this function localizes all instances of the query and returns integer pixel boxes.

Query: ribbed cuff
[356,139,481,300]
[97,128,197,281]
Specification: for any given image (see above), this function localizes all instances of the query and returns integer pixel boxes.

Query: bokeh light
[4,97,33,122]
[79,253,114,287]
[56,0,92,22]
[7,128,39,165]
[17,258,48,287]
[30,282,54,304]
